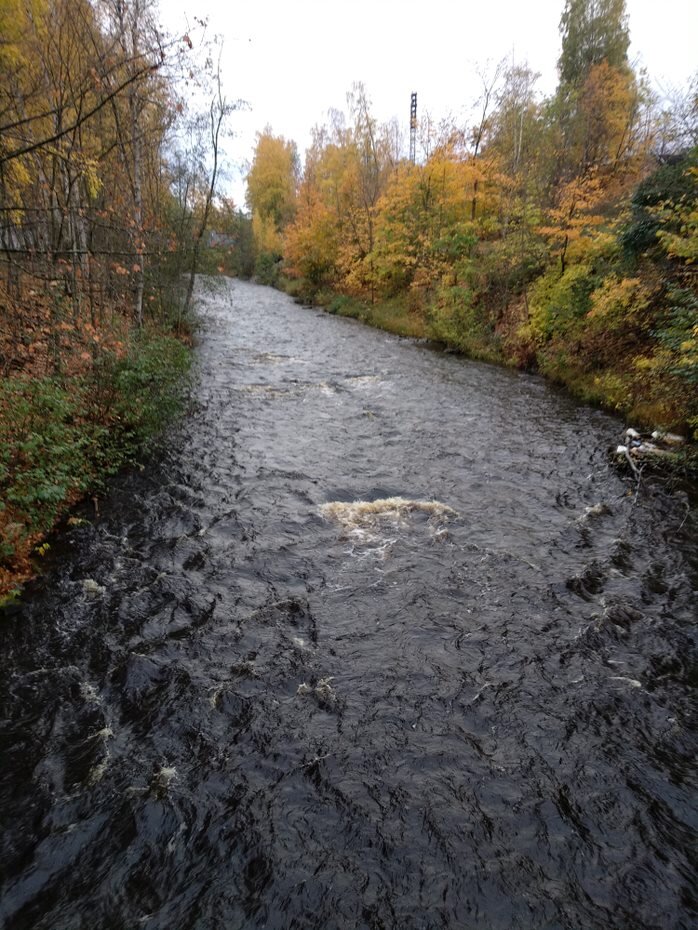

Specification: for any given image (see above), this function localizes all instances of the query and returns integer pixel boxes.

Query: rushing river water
[1,278,696,930]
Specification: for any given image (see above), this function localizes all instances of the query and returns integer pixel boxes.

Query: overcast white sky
[161,0,698,207]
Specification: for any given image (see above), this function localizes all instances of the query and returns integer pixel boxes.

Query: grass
[323,293,428,339]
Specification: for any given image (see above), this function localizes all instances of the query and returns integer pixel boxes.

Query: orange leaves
[539,173,607,267]
[284,188,338,286]
[578,62,644,175]
[371,152,488,295]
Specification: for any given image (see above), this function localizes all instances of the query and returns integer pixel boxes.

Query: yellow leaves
[587,276,650,320]
[246,130,298,240]
[82,157,103,200]
[544,173,603,235]
[284,188,338,286]
[539,172,614,269]
[580,63,637,160]
[2,159,32,220]
[0,0,42,69]
[633,355,659,372]
[252,212,283,255]
[656,173,698,263]
[281,109,505,301]
[371,153,491,295]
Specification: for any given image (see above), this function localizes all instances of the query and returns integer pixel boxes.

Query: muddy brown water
[1,278,696,929]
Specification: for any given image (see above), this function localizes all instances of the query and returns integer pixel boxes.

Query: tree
[374,148,482,298]
[0,0,226,351]
[246,128,298,258]
[558,0,630,88]
[284,184,338,291]
[183,62,235,315]
[538,172,605,273]
[656,72,698,157]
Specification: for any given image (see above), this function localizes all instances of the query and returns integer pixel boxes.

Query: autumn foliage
[245,2,697,442]
[0,0,227,597]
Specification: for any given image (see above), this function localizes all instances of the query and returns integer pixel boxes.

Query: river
[1,278,696,929]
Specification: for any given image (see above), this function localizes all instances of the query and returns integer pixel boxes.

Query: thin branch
[0,63,161,166]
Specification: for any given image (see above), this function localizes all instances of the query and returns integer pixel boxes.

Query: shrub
[0,378,95,533]
[527,264,597,341]
[254,250,283,286]
[620,149,698,260]
[0,329,190,568]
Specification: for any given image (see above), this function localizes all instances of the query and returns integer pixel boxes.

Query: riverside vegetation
[0,0,237,599]
[242,0,697,457]
[3,0,697,599]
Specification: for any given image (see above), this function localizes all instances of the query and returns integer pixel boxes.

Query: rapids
[1,278,696,929]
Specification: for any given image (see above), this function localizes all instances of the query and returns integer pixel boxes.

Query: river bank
[0,297,192,603]
[279,277,697,473]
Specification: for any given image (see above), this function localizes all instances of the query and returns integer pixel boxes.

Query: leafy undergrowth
[325,293,428,339]
[283,278,697,459]
[0,293,191,602]
[280,279,429,339]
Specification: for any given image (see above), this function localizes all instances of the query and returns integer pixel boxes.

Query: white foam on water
[297,676,337,706]
[320,498,457,548]
[344,374,383,390]
[79,681,101,704]
[86,728,113,786]
[155,766,177,787]
[82,579,105,596]
[322,496,455,524]
[609,676,643,688]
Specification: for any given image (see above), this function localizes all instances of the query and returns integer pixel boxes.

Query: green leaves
[0,331,190,566]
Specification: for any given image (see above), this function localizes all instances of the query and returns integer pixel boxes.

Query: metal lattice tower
[409,92,417,164]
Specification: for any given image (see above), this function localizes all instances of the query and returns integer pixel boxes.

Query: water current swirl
[1,278,696,929]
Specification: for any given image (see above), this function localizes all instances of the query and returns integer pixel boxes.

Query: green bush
[654,289,698,385]
[327,294,363,318]
[0,378,94,530]
[0,329,191,564]
[427,286,501,362]
[110,332,191,446]
[620,149,698,260]
[254,251,283,286]
[528,263,596,341]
